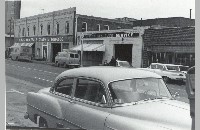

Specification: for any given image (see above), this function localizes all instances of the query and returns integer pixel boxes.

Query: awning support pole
[80,35,83,67]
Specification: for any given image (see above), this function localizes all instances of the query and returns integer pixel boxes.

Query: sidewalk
[31,59,55,66]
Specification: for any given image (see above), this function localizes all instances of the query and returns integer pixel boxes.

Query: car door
[67,78,111,130]
[50,77,81,129]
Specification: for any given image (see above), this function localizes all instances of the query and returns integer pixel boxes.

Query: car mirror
[101,95,107,104]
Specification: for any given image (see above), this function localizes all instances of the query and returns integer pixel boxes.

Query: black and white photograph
[4,0,196,129]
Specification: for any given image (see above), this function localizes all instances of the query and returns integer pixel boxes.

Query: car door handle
[69,100,76,104]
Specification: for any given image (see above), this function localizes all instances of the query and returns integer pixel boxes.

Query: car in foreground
[25,67,191,130]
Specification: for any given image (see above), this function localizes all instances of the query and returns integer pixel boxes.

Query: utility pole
[190,9,192,19]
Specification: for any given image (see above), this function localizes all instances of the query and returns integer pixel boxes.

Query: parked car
[175,65,189,74]
[116,60,132,68]
[55,51,80,68]
[139,63,186,83]
[9,46,32,61]
[25,67,191,130]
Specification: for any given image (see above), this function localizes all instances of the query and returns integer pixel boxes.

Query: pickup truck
[138,63,186,83]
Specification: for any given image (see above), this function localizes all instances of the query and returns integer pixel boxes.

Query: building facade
[14,7,76,62]
[142,27,195,67]
[5,0,21,49]
[13,7,134,62]
[72,27,148,67]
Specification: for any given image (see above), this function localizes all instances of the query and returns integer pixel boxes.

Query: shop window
[96,24,100,31]
[40,24,43,35]
[65,21,69,34]
[27,26,29,36]
[33,25,36,36]
[62,43,69,50]
[56,22,59,35]
[104,25,109,30]
[82,22,87,32]
[47,24,51,35]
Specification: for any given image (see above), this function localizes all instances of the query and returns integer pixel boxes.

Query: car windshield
[179,66,189,71]
[118,61,131,67]
[166,65,179,71]
[109,78,172,104]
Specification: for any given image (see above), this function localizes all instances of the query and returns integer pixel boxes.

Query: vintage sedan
[25,67,191,130]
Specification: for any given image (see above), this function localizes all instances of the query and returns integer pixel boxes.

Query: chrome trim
[27,103,85,129]
[105,125,118,130]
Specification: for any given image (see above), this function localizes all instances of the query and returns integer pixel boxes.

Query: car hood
[110,99,191,130]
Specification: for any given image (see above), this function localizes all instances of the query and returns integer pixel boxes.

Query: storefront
[72,28,147,67]
[14,35,74,62]
[142,27,195,67]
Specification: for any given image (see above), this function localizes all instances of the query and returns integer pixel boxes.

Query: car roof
[56,66,162,84]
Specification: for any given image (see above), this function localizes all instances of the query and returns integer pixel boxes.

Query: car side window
[55,78,74,95]
[157,65,163,70]
[74,78,106,103]
[151,65,156,69]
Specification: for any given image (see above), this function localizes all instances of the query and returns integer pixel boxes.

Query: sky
[20,0,195,20]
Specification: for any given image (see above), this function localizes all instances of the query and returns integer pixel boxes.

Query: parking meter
[186,66,195,130]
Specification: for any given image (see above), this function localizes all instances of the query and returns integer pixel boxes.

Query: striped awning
[10,43,34,48]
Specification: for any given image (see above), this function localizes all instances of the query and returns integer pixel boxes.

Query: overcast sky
[20,0,195,20]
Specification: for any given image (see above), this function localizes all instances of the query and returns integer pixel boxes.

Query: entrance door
[115,44,133,63]
[52,43,61,62]
[43,46,47,60]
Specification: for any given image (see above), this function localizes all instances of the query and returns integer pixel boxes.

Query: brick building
[142,27,195,67]
[5,0,21,49]
[132,17,195,28]
[13,7,133,62]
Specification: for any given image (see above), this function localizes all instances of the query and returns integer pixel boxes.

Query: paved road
[5,59,189,127]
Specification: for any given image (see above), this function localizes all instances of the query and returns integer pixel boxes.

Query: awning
[21,43,34,47]
[71,44,105,52]
[10,43,34,48]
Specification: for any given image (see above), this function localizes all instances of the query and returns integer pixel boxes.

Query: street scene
[5,0,195,130]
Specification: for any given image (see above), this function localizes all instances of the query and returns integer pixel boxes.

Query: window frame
[65,21,70,34]
[51,76,76,98]
[82,22,87,32]
[73,77,109,107]
[104,25,109,30]
[47,23,51,35]
[33,25,36,36]
[27,26,29,36]
[40,24,43,35]
[56,22,59,35]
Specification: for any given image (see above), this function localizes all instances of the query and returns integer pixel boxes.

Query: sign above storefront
[15,35,73,43]
[83,32,140,38]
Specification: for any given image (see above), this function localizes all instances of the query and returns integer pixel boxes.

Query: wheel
[38,117,48,128]
[163,76,169,83]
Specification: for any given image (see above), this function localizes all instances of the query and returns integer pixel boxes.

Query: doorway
[114,44,133,63]
[52,43,61,62]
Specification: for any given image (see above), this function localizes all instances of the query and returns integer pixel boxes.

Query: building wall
[77,15,133,32]
[133,17,195,27]
[142,27,195,67]
[5,0,21,35]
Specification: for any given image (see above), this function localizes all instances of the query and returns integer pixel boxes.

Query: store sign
[15,36,73,43]
[83,32,140,38]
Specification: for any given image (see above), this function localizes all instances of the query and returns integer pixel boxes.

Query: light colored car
[25,67,191,130]
[55,51,80,68]
[140,63,186,83]
[116,60,132,68]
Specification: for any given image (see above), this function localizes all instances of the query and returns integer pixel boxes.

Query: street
[5,59,189,127]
